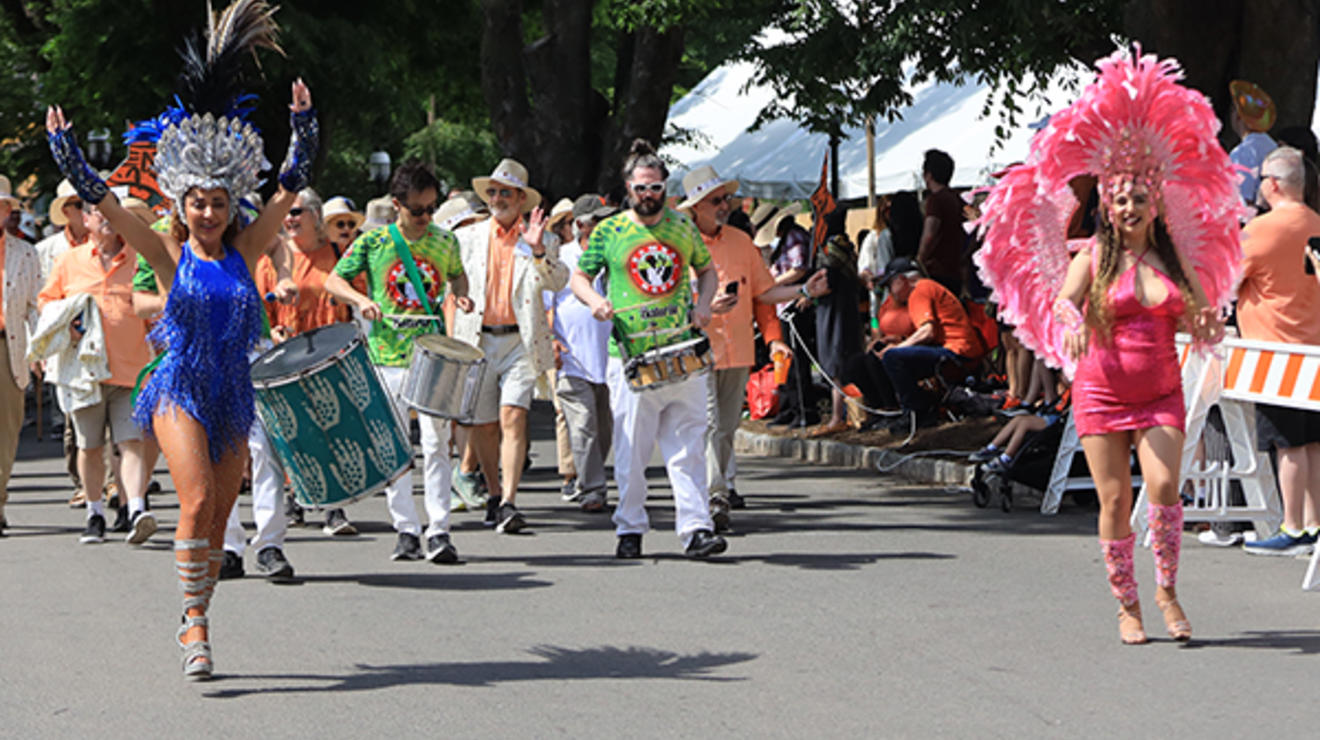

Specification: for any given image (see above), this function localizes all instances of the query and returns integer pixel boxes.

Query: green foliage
[746,0,1126,134]
[402,119,501,194]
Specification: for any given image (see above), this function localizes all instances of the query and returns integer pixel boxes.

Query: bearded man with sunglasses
[571,140,727,559]
[451,158,567,534]
[326,161,474,563]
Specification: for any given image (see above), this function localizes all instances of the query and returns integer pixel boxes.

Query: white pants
[377,365,454,537]
[224,412,288,554]
[606,356,713,545]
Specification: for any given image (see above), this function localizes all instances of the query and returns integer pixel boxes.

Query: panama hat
[1230,80,1276,133]
[361,196,397,233]
[0,175,20,211]
[120,197,158,225]
[676,165,739,212]
[435,191,491,231]
[547,198,575,230]
[48,180,81,225]
[472,158,541,213]
[322,196,364,232]
[751,201,803,247]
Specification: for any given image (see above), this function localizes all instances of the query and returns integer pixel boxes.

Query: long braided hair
[1086,210,1201,341]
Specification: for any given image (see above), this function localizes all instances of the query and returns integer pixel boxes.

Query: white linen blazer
[2,234,40,390]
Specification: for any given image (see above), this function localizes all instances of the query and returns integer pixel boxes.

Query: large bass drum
[250,323,412,510]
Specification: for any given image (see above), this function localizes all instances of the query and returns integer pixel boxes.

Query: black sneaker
[727,488,746,509]
[710,496,731,533]
[425,533,459,564]
[391,532,424,561]
[495,503,526,534]
[255,547,295,581]
[110,505,131,533]
[126,510,157,545]
[616,533,643,559]
[685,529,727,558]
[79,514,106,544]
[284,493,305,527]
[218,550,245,579]
[322,509,357,536]
[484,495,501,528]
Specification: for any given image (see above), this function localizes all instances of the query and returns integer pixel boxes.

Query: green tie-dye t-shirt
[577,207,711,358]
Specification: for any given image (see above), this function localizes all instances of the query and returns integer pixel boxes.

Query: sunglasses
[630,182,665,195]
[402,202,438,217]
[66,200,83,210]
[704,193,730,206]
[331,219,356,229]
[288,207,306,217]
[485,187,517,199]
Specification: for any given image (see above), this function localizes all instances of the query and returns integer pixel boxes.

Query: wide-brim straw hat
[677,165,739,211]
[362,196,397,232]
[547,198,574,229]
[322,196,364,231]
[48,179,78,225]
[1230,80,1276,133]
[435,191,491,231]
[1,174,24,211]
[752,201,803,247]
[472,158,541,213]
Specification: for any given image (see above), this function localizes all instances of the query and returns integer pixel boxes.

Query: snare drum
[250,323,412,510]
[400,334,486,422]
[624,336,712,392]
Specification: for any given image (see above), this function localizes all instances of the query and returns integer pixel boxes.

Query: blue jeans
[880,345,962,413]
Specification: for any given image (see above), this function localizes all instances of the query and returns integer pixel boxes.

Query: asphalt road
[2,404,1317,738]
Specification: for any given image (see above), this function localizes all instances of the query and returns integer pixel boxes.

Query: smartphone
[1307,237,1320,275]
[726,280,739,295]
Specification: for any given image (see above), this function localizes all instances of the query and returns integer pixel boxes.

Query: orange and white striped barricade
[1130,338,1281,546]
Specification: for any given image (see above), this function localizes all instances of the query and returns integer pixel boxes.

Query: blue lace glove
[47,127,108,204]
[279,108,318,193]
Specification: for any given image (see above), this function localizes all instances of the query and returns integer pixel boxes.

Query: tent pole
[865,115,875,208]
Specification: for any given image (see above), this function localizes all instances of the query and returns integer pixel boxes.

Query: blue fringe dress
[133,243,261,461]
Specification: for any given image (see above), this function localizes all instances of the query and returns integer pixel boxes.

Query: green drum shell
[252,335,412,510]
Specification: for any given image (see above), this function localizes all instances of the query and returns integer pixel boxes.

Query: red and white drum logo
[386,259,439,310]
[627,242,683,296]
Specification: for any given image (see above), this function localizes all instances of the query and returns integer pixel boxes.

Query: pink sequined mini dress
[1073,253,1185,437]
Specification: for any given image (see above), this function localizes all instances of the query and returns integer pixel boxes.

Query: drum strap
[388,224,434,315]
[131,350,167,407]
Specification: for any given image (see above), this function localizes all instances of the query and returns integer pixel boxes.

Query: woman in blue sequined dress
[45,73,315,679]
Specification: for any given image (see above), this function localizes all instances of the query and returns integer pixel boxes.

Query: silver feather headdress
[128,0,283,221]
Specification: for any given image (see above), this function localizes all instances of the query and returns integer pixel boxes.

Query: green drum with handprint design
[250,322,413,510]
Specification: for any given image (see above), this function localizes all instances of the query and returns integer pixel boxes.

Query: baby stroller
[971,411,1095,512]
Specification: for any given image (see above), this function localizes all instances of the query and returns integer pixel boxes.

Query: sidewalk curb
[734,428,975,487]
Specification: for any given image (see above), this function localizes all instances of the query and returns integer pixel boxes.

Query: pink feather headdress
[974,46,1244,378]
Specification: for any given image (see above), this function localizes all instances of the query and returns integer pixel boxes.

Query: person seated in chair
[872,257,985,432]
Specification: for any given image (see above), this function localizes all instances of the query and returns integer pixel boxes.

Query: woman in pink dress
[975,48,1241,645]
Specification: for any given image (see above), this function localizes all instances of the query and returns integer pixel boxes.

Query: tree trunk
[1125,0,1318,148]
[479,0,534,162]
[596,25,685,191]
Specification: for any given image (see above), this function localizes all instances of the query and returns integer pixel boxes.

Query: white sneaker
[1197,528,1243,547]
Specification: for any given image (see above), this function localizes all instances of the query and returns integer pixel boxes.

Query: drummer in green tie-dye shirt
[570,139,725,561]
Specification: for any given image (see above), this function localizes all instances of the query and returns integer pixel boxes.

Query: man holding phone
[1239,146,1320,555]
[678,166,826,529]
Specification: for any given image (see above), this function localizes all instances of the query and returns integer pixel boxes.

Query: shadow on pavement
[289,570,552,591]
[203,644,757,698]
[1181,630,1320,655]
[467,550,955,571]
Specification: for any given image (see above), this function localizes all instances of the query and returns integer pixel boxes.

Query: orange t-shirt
[875,294,915,340]
[38,242,152,387]
[701,225,782,369]
[255,240,352,336]
[1238,202,1320,345]
[906,278,982,358]
[483,219,520,326]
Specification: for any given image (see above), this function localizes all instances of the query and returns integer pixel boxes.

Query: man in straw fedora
[0,174,41,536]
[679,166,827,529]
[451,157,568,534]
[37,179,91,280]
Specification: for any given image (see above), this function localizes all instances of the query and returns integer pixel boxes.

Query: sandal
[178,615,213,681]
[1155,597,1192,642]
[1116,602,1147,645]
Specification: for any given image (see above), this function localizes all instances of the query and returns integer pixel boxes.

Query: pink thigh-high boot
[1148,502,1192,640]
[1100,533,1146,644]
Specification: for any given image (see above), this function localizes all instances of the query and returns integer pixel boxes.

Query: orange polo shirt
[907,278,983,359]
[1238,202,1320,345]
[255,240,352,336]
[39,241,152,387]
[701,225,783,369]
[483,218,521,326]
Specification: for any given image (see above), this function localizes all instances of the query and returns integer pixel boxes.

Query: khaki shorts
[71,385,141,448]
[469,331,537,425]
